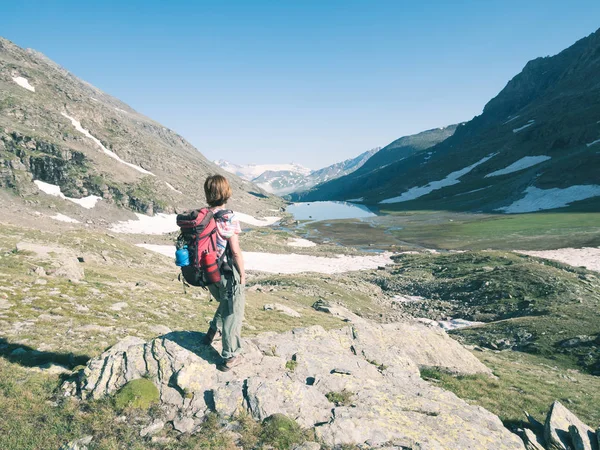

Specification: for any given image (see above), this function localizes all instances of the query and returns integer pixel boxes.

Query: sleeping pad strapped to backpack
[175,208,232,287]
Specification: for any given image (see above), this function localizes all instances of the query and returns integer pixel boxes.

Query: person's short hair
[204,174,232,207]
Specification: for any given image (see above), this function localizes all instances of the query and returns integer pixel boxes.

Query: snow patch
[516,247,600,273]
[61,113,154,175]
[165,182,182,194]
[287,238,317,248]
[417,317,485,331]
[380,154,497,204]
[50,213,80,224]
[497,185,600,213]
[110,213,178,235]
[12,76,35,92]
[345,197,364,202]
[485,156,551,178]
[110,211,281,234]
[586,138,600,148]
[137,244,394,274]
[115,107,129,114]
[503,115,520,125]
[235,212,280,227]
[34,180,101,209]
[513,120,535,133]
[392,294,423,303]
[215,160,312,181]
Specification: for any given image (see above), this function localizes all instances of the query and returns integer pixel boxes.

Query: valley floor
[0,204,599,449]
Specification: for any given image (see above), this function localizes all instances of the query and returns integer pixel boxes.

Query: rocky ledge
[63,316,527,449]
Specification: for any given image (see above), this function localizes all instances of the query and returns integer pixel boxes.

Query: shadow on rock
[162,331,223,366]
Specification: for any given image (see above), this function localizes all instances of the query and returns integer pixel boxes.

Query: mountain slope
[0,37,280,216]
[300,147,380,193]
[294,28,600,213]
[291,127,457,202]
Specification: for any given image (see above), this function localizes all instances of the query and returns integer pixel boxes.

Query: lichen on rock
[65,317,526,449]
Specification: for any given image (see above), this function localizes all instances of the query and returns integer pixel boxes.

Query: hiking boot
[202,327,220,345]
[217,355,242,372]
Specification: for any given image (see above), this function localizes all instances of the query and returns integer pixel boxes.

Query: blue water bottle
[175,246,190,267]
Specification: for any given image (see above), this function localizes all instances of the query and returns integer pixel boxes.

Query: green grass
[386,211,600,250]
[325,390,354,407]
[1,215,600,447]
[285,359,298,372]
[420,351,600,429]
[260,414,310,450]
[370,251,600,373]
[0,359,156,450]
[306,211,600,252]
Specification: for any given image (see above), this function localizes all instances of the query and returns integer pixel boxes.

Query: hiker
[201,174,246,371]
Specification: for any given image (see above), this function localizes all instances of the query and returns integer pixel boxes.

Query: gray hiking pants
[207,267,245,360]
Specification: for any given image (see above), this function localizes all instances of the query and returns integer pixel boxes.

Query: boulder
[544,401,596,450]
[59,436,93,450]
[172,417,196,433]
[264,303,301,317]
[140,420,165,437]
[522,428,546,450]
[68,321,524,449]
[16,241,84,281]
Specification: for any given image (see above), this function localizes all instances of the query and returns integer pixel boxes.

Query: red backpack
[176,208,232,287]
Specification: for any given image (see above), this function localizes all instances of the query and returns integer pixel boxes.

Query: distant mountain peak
[215,148,381,196]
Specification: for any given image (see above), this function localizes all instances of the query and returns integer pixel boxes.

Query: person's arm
[228,234,246,285]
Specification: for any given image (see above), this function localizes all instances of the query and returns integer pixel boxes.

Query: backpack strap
[211,209,235,273]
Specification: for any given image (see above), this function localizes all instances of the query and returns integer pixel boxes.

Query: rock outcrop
[543,401,597,450]
[64,320,525,449]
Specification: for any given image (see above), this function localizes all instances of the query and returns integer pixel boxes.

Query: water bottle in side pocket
[175,246,190,267]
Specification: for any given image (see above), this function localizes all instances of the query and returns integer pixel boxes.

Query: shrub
[260,414,304,450]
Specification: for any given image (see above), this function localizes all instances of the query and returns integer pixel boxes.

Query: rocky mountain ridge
[294,28,600,213]
[0,37,281,217]
[217,148,380,196]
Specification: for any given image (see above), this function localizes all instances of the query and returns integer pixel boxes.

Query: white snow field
[214,160,312,181]
[417,317,485,331]
[165,182,182,194]
[12,76,35,92]
[287,238,317,248]
[110,213,178,234]
[34,180,101,209]
[110,211,281,234]
[137,244,394,274]
[61,113,154,175]
[513,120,535,133]
[50,213,80,224]
[380,154,496,204]
[497,185,600,213]
[587,138,600,147]
[516,247,600,273]
[392,294,424,303]
[234,212,281,227]
[345,197,364,202]
[485,155,551,178]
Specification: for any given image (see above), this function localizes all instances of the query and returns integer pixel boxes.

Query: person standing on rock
[201,174,246,372]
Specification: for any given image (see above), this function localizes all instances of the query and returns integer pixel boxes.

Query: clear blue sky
[1,1,599,168]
